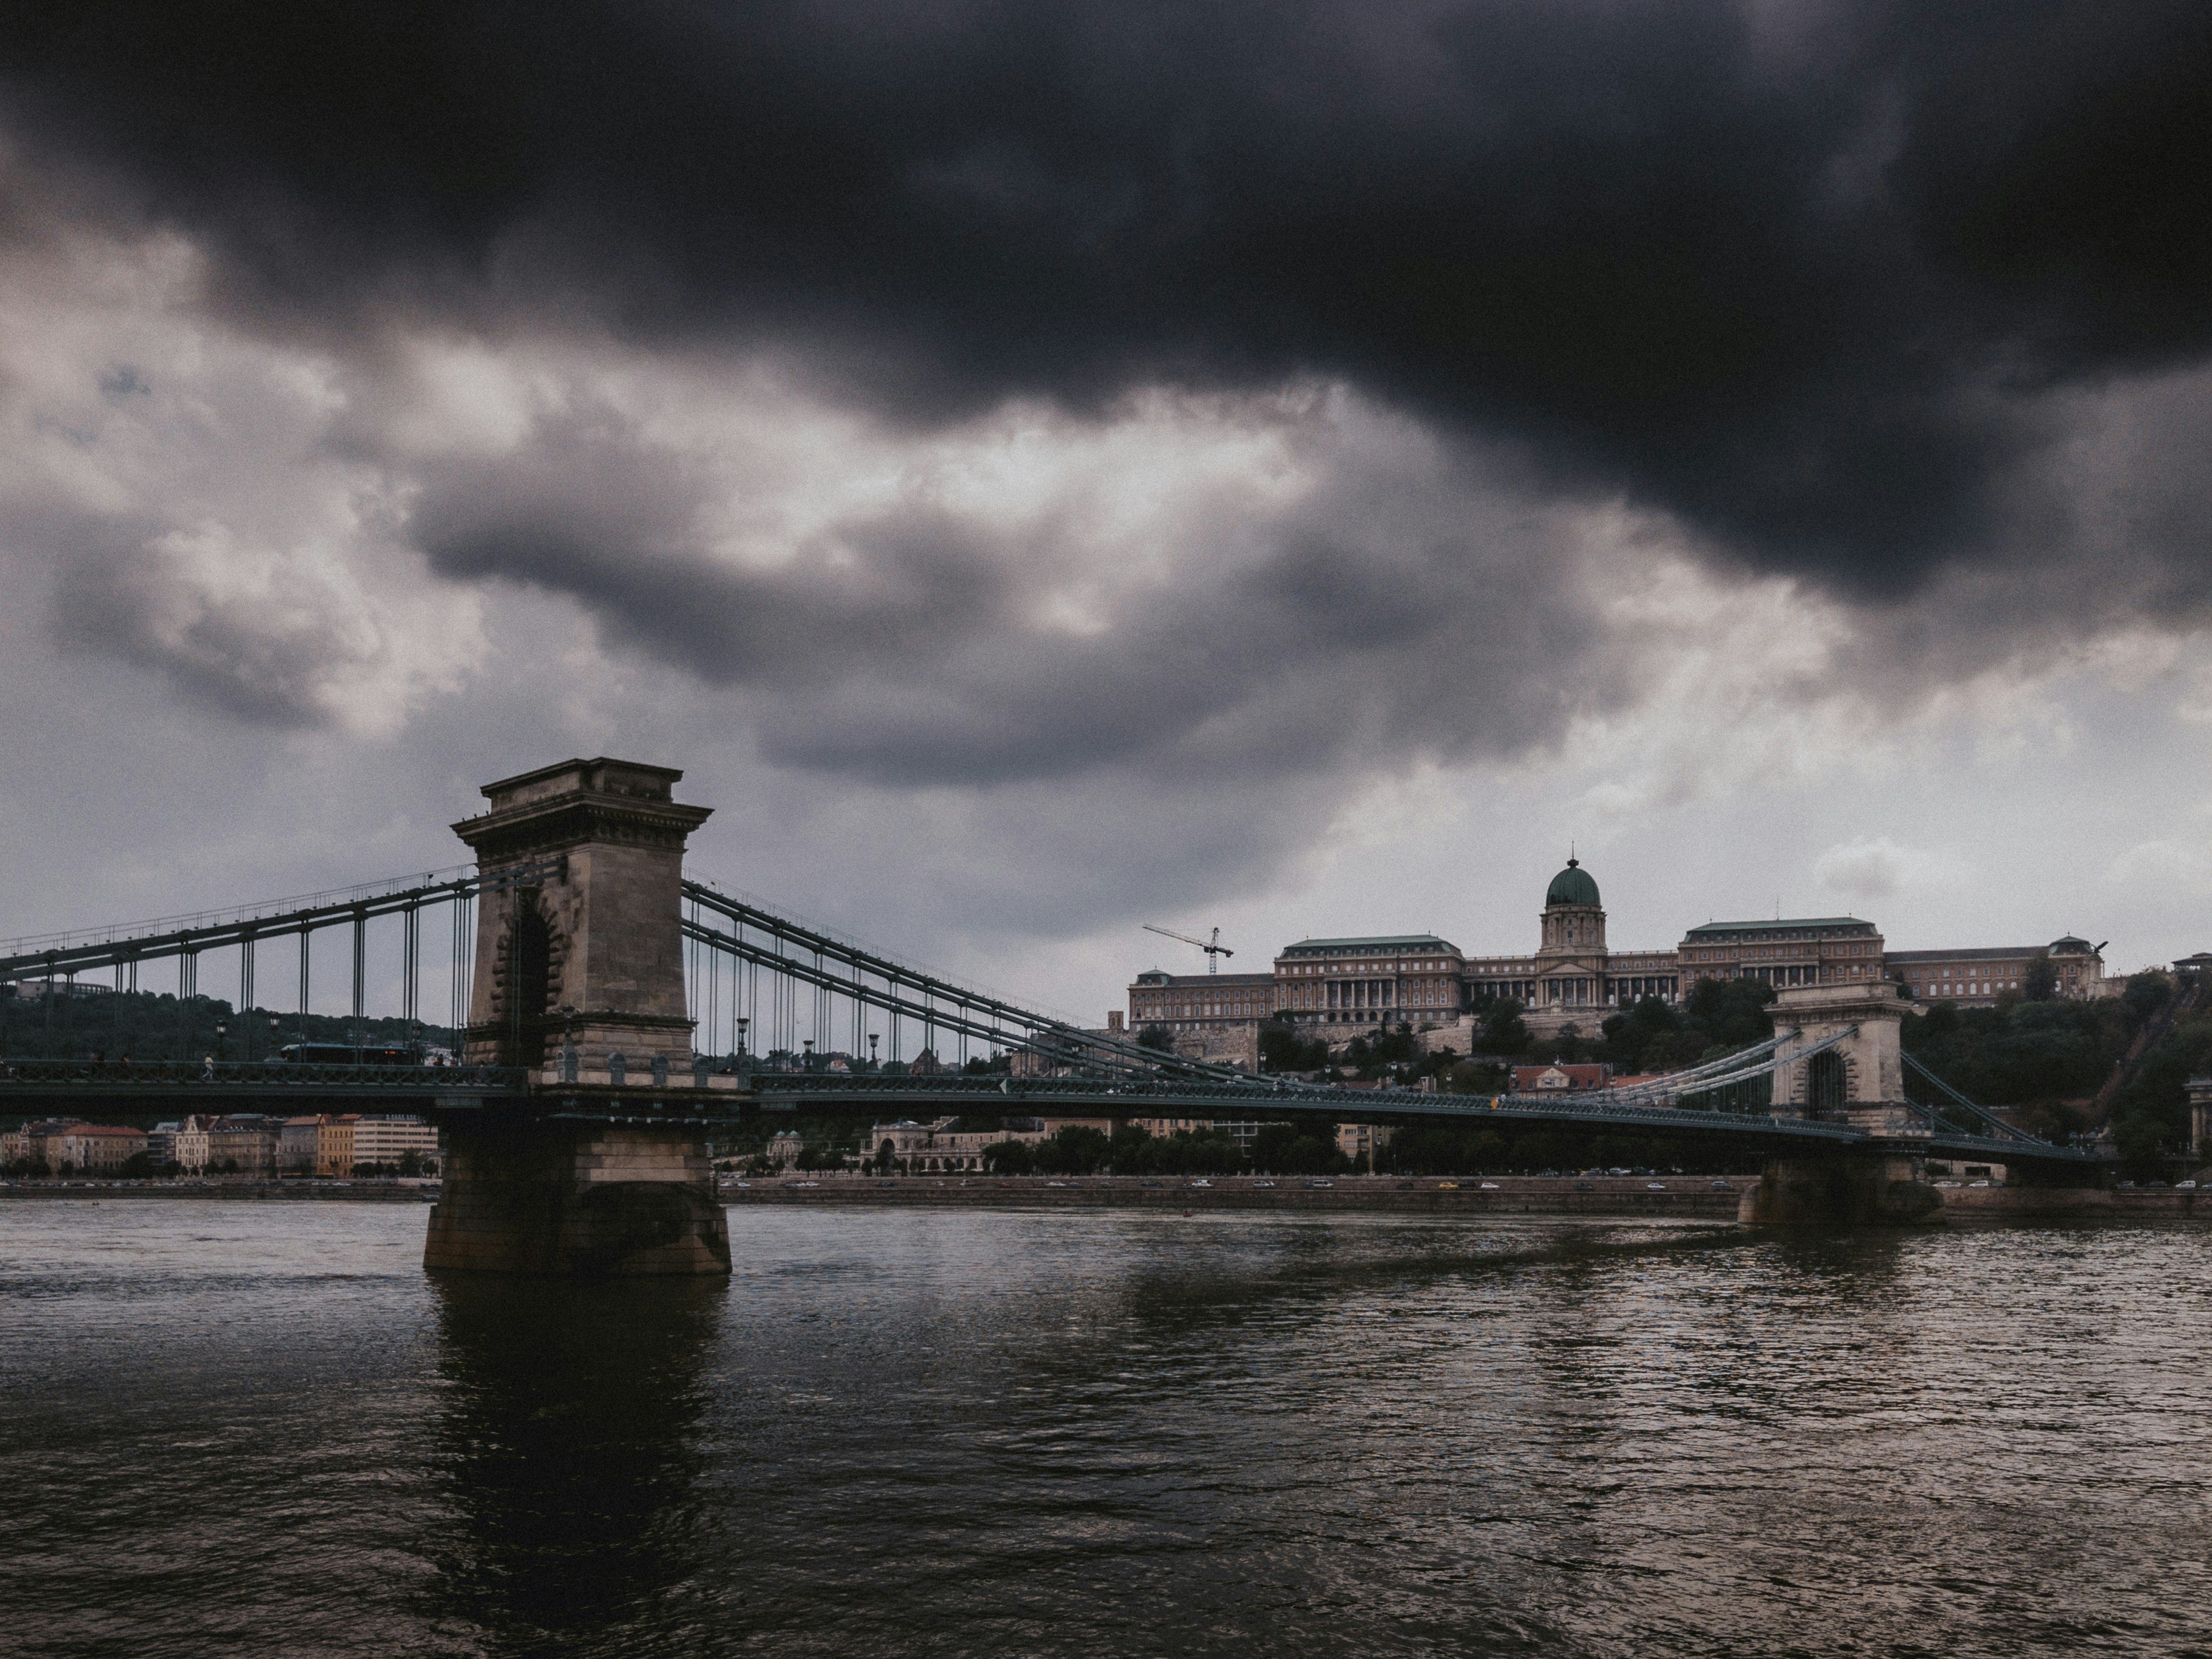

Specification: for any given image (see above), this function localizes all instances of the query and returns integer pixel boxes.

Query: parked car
[1190,1179,1212,1188]
[1573,1181,1594,1192]
[1305,1179,1334,1188]
[1646,1182,1668,1191]
[1435,1180,1458,1190]
[1934,1179,1962,1187]
[1709,1181,1735,1191]
[2178,1180,2199,1190]
[1252,1180,1276,1188]
[1478,1182,1500,1190]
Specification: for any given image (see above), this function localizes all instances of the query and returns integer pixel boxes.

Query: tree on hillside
[1259,1019,1329,1072]
[1903,995,2128,1105]
[1446,1057,1510,1094]
[0,987,456,1065]
[2106,1010,2211,1166]
[2023,951,2058,1002]
[1471,998,1531,1056]
[1249,1123,1347,1176]
[1594,980,1775,1077]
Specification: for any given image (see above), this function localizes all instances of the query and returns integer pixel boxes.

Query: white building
[349,1115,440,1170]
[170,1116,213,1173]
[868,1116,1059,1173]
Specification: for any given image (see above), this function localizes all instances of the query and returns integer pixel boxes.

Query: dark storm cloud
[7,1,2212,594]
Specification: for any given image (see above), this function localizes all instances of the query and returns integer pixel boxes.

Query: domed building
[1539,857,1605,953]
[1530,857,1609,1012]
[1455,856,1687,1037]
[1131,855,2112,1052]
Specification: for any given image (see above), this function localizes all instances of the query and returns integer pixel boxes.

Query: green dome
[1546,858,1601,908]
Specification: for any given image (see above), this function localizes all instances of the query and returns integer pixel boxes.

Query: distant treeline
[0,986,456,1064]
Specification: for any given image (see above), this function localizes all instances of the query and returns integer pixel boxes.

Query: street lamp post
[214,1020,228,1064]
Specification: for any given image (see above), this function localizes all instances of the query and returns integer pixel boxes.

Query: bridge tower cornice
[453,757,713,867]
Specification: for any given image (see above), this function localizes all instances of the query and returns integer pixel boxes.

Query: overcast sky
[3,2,2211,1024]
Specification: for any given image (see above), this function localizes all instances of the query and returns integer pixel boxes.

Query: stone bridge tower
[427,758,730,1278]
[453,758,712,1073]
[1743,979,1939,1224]
[1767,980,1906,1125]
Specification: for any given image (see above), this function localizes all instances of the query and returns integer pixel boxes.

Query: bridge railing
[0,1059,525,1091]
[743,1068,1834,1118]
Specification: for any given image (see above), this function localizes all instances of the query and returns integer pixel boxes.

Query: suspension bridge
[1,756,2093,1270]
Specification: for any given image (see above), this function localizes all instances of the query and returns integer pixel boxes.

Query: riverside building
[350,1115,439,1171]
[0,1121,146,1173]
[1126,857,2111,1054]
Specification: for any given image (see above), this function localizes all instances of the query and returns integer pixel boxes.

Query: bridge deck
[0,1060,2093,1164]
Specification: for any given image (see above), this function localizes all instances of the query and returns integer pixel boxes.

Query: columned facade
[1125,854,2114,1052]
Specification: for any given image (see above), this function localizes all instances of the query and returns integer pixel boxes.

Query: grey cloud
[46,521,356,726]
[404,397,1630,791]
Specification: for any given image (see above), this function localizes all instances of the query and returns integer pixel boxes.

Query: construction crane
[1143,923,1233,973]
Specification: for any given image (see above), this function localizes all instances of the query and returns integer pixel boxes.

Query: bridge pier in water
[424,1115,731,1276]
[428,758,730,1277]
[1737,1151,1942,1225]
[1741,982,1942,1225]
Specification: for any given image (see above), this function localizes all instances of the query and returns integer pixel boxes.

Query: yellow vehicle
[1436,1180,1459,1189]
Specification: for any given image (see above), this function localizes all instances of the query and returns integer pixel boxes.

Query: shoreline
[726,1173,1751,1216]
[0,1180,434,1202]
[3,1175,2200,1221]
[722,1173,2209,1221]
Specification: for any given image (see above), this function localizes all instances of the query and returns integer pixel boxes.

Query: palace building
[1125,856,2111,1062]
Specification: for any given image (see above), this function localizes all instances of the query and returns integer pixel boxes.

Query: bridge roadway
[0,1058,2092,1169]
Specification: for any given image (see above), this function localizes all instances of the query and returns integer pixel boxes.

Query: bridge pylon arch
[1768,981,1911,1129]
[452,758,712,1073]
[1746,981,1940,1224]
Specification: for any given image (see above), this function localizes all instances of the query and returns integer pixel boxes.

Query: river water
[3,1202,2209,1658]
